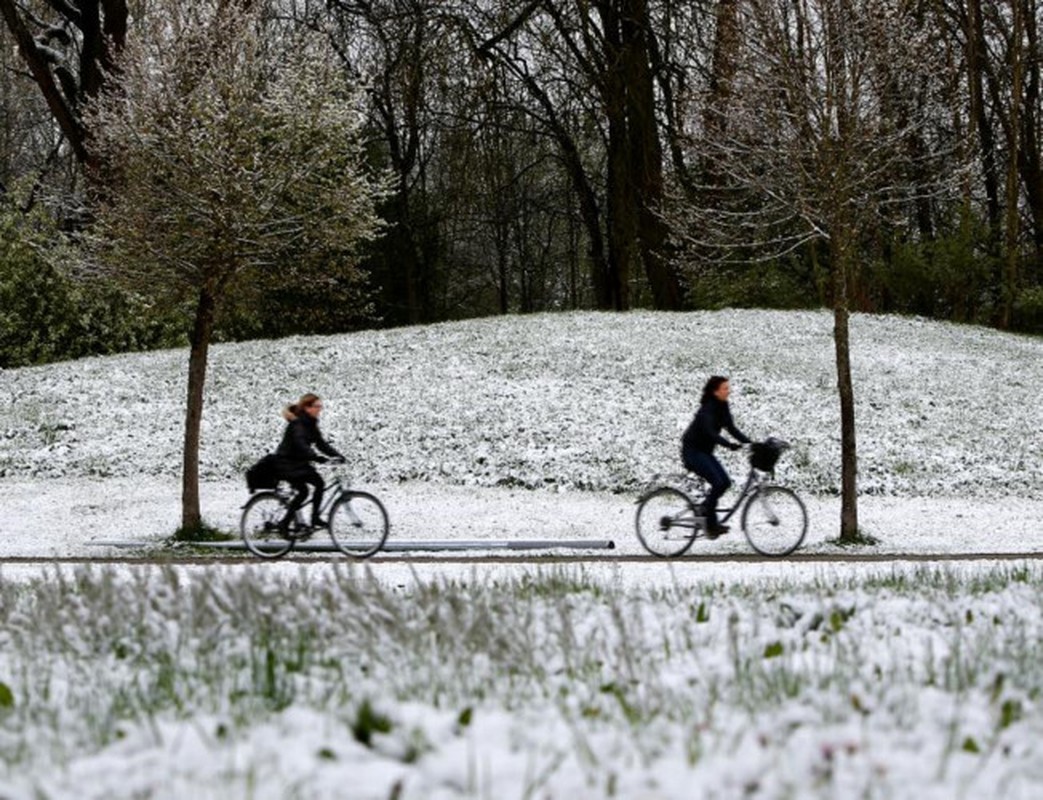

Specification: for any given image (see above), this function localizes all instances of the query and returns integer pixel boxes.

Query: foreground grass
[2,564,1043,797]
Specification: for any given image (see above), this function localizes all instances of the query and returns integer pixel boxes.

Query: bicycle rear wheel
[240,492,295,559]
[634,487,701,558]
[741,485,807,556]
[329,491,389,558]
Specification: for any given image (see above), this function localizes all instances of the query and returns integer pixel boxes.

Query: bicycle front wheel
[240,492,295,559]
[329,491,389,558]
[741,485,807,556]
[634,487,701,558]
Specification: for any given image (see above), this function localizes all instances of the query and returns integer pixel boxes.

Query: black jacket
[681,397,750,455]
[275,411,342,466]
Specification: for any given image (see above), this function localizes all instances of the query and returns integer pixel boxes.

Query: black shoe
[310,518,328,529]
[706,524,730,540]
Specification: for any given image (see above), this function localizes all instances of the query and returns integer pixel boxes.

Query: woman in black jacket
[274,393,344,529]
[681,376,752,537]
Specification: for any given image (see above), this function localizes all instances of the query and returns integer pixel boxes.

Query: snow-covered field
[2,309,1043,798]
[3,309,1041,496]
[2,309,1041,555]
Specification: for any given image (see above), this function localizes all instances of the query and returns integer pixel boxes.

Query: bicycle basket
[750,439,785,472]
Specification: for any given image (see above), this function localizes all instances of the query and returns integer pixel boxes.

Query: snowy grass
[2,309,1040,498]
[4,563,1043,798]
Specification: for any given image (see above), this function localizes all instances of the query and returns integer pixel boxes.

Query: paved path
[4,477,1043,561]
[4,550,1043,566]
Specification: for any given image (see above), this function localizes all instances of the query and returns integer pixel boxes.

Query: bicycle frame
[715,468,765,524]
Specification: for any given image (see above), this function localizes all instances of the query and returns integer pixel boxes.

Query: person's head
[701,375,730,404]
[292,393,323,419]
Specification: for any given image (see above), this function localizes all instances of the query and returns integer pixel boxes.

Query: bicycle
[239,462,389,559]
[634,438,807,558]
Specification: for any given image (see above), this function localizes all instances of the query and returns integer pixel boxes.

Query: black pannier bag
[246,454,279,492]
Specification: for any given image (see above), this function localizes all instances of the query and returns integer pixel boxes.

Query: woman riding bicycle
[681,376,751,538]
[274,393,344,529]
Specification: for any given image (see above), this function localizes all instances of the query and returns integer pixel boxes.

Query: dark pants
[682,448,731,528]
[280,464,325,524]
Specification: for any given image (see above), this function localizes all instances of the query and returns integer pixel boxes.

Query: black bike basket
[750,442,781,472]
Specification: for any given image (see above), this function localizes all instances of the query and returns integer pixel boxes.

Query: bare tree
[0,17,57,196]
[319,0,455,325]
[84,1,384,532]
[680,0,959,542]
[465,0,685,310]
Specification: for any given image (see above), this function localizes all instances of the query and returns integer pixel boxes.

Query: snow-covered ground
[2,309,1041,557]
[4,476,1043,560]
[1,309,1043,799]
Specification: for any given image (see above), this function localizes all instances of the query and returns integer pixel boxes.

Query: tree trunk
[963,0,1002,239]
[832,239,859,542]
[1017,0,1043,284]
[605,109,635,311]
[703,0,740,187]
[601,1,634,311]
[181,286,217,531]
[623,0,683,310]
[1002,0,1024,329]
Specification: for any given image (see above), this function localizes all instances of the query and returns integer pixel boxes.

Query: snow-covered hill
[1,310,1040,498]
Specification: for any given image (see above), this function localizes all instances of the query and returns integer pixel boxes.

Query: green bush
[0,200,182,368]
[1013,285,1043,334]
[869,213,998,323]
[685,259,818,310]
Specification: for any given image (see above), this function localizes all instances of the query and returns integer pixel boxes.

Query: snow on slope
[2,310,1039,499]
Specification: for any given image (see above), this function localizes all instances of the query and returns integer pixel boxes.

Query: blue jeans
[682,449,731,528]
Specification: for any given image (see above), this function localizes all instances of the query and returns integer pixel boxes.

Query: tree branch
[0,0,87,162]
[476,0,542,57]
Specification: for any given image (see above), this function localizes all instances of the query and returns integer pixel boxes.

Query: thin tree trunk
[1017,0,1043,283]
[602,0,634,311]
[606,110,634,311]
[1002,0,1024,329]
[821,0,860,542]
[833,240,859,542]
[965,0,1001,236]
[181,286,217,531]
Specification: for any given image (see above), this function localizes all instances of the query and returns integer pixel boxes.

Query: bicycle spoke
[329,491,389,558]
[635,487,701,558]
[741,486,807,556]
[240,493,294,559]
